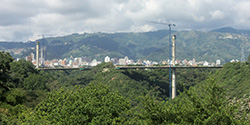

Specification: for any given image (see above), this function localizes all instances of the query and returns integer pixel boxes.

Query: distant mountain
[148,30,250,63]
[211,27,240,34]
[211,27,250,35]
[0,41,34,49]
[1,29,250,63]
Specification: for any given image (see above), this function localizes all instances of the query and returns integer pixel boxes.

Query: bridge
[115,66,222,69]
[38,67,91,71]
[35,27,224,99]
[38,65,223,70]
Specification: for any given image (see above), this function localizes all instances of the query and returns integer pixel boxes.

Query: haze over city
[1,0,250,41]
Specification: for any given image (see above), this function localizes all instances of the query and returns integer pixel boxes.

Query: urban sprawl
[20,52,233,68]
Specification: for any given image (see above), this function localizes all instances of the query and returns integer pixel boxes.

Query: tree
[139,78,242,124]
[23,74,48,90]
[10,59,38,87]
[33,84,131,124]
[0,51,14,83]
[0,52,14,104]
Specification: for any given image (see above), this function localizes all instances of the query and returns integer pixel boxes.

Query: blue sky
[0,0,250,41]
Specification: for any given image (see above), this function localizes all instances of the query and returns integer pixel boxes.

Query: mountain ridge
[211,27,250,35]
[0,29,250,63]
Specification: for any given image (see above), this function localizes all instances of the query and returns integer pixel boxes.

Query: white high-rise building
[203,61,209,66]
[78,58,83,66]
[119,58,126,65]
[124,56,129,63]
[216,60,221,66]
[30,53,35,62]
[104,56,110,63]
[90,59,98,66]
[68,60,73,66]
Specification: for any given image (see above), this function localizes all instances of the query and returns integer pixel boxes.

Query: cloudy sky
[0,0,250,41]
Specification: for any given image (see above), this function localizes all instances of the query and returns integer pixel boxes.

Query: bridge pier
[172,35,176,99]
[172,68,176,99]
[36,41,39,68]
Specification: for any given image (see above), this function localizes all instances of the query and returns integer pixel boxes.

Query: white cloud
[210,10,225,20]
[192,14,205,22]
[233,1,250,28]
[0,0,249,41]
[130,24,155,32]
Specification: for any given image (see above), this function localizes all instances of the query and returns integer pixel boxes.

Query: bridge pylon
[172,35,176,99]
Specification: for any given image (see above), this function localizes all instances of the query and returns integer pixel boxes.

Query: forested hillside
[1,52,250,124]
[211,60,250,97]
[1,28,250,63]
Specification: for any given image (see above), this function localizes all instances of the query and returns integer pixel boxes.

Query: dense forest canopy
[1,51,250,124]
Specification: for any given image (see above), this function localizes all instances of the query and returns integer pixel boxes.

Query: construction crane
[148,21,176,99]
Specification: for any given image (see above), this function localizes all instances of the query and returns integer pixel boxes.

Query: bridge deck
[38,67,91,70]
[115,66,222,69]
[38,66,223,70]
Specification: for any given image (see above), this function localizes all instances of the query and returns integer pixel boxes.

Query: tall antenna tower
[241,46,245,62]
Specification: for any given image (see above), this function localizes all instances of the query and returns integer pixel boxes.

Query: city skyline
[22,53,224,68]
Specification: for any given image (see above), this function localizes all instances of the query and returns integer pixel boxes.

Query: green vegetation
[1,52,250,124]
[32,84,131,124]
[0,51,49,116]
[210,62,250,98]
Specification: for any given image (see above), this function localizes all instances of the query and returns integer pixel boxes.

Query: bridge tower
[172,35,176,99]
[36,41,39,68]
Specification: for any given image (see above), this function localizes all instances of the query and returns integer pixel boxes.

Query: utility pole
[172,35,176,99]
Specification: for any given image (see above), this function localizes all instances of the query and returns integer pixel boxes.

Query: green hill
[149,30,249,63]
[211,62,250,97]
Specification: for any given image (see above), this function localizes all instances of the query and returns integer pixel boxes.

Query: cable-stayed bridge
[36,23,225,99]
